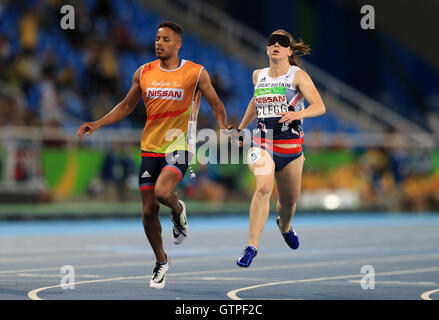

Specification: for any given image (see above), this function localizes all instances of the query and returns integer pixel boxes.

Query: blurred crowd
[302,128,439,212]
[0,0,234,130]
[0,0,437,211]
[0,0,117,128]
[82,137,439,212]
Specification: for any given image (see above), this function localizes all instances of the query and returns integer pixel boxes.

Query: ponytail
[289,39,311,67]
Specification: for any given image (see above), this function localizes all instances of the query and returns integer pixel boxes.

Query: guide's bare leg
[140,189,165,262]
[155,169,183,216]
[141,169,182,263]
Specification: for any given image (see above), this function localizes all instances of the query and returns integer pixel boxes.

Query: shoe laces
[172,215,184,232]
[243,246,256,258]
[283,228,294,239]
[152,262,166,280]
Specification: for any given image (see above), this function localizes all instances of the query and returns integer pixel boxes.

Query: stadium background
[0,0,438,219]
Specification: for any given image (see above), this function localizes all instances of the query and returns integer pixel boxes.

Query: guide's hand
[227,127,243,147]
[77,122,100,141]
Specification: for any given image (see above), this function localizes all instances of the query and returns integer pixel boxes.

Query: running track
[0,213,439,300]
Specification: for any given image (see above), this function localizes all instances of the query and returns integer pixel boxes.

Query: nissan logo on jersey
[146,88,184,101]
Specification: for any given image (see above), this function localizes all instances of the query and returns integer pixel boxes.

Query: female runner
[235,30,325,267]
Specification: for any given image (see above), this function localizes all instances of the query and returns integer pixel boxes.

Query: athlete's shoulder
[294,68,310,80]
[140,60,160,75]
[252,68,265,85]
[292,68,313,88]
[291,65,301,72]
[182,59,204,71]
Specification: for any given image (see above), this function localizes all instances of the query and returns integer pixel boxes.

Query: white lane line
[27,268,242,300]
[1,261,148,275]
[27,265,292,300]
[27,253,439,300]
[17,273,100,278]
[200,277,267,281]
[1,255,235,275]
[227,266,439,300]
[28,276,144,300]
[13,251,439,275]
[348,280,436,286]
[420,288,439,300]
[0,252,150,264]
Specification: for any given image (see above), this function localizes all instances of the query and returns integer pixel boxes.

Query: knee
[142,204,159,224]
[154,187,172,205]
[279,201,295,211]
[279,195,300,210]
[255,181,273,198]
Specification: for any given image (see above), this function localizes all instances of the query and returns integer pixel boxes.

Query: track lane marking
[27,254,439,300]
[12,251,439,275]
[348,280,436,286]
[420,288,439,300]
[227,266,439,300]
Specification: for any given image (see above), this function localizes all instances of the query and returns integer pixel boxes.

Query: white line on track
[17,273,100,278]
[420,288,439,300]
[10,252,439,276]
[348,280,436,286]
[0,255,235,275]
[26,253,439,300]
[0,252,151,264]
[227,266,439,300]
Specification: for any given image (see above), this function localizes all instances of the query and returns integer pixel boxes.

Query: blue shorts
[139,150,190,191]
[251,140,303,171]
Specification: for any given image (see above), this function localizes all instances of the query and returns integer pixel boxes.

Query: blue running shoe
[236,246,258,268]
[276,217,300,249]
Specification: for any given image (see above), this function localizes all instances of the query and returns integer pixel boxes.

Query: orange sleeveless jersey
[139,59,203,154]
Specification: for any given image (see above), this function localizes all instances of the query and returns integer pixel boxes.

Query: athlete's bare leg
[154,169,183,216]
[140,189,165,262]
[141,168,183,263]
[274,153,305,233]
[247,147,275,249]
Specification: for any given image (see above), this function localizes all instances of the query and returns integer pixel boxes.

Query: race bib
[248,148,262,166]
[254,87,288,118]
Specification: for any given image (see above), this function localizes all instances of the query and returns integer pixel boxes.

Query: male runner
[77,21,228,289]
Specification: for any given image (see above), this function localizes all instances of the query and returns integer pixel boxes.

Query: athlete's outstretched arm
[278,70,325,123]
[237,69,260,130]
[77,67,143,141]
[237,97,256,130]
[197,68,227,129]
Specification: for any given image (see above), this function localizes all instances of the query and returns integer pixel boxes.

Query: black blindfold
[267,34,291,47]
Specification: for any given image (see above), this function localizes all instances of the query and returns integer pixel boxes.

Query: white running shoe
[172,200,188,245]
[149,257,170,289]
